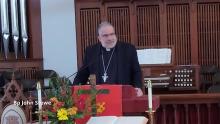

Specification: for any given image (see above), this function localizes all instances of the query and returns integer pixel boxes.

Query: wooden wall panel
[137,5,160,46]
[27,0,43,59]
[167,4,191,65]
[107,7,131,43]
[79,8,101,61]
[75,0,220,68]
[197,3,220,67]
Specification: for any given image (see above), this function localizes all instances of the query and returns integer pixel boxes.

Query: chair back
[35,70,58,88]
[2,71,23,81]
[207,84,220,93]
[213,72,220,84]
[35,70,57,79]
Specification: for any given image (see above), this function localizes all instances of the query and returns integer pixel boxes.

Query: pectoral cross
[102,72,108,82]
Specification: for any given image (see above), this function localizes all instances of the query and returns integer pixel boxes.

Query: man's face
[98,25,117,49]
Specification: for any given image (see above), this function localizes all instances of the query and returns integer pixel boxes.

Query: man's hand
[134,88,143,97]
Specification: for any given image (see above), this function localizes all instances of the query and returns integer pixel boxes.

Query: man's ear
[98,36,101,41]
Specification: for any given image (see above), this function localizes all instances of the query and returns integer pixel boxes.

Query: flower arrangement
[44,76,105,124]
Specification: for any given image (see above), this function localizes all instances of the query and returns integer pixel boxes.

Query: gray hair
[97,21,115,36]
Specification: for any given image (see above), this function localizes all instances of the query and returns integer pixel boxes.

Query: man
[73,21,143,96]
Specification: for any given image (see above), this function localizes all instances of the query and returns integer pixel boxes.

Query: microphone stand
[67,53,101,80]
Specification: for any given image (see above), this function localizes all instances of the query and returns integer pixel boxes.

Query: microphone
[68,52,101,84]
[67,61,94,79]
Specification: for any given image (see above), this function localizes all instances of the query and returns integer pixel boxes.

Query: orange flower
[50,97,58,103]
[67,107,78,115]
[96,102,105,114]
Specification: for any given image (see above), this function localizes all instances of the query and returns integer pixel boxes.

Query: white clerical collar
[102,46,113,52]
[106,48,111,51]
[101,44,117,52]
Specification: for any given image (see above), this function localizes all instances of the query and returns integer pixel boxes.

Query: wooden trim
[196,0,220,3]
[76,1,101,8]
[159,93,220,104]
[129,2,137,45]
[27,0,43,59]
[135,0,161,5]
[164,0,190,4]
[104,2,130,7]
[75,3,83,67]
[0,59,43,69]
[190,1,199,64]
[160,2,168,45]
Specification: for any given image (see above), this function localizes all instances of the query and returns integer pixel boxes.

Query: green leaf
[74,113,84,118]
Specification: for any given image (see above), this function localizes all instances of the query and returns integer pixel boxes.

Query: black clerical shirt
[73,41,142,88]
[98,46,118,84]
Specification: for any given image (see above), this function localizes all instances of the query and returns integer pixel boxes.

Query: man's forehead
[100,25,114,30]
[99,26,115,34]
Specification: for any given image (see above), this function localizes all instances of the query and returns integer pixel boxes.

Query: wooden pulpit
[72,85,160,124]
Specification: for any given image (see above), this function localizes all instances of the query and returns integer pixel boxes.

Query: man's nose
[106,35,113,40]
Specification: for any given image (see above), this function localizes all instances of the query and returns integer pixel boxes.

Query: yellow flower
[96,102,105,114]
[67,107,78,115]
[57,108,68,120]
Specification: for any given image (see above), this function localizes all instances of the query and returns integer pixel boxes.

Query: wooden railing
[155,93,220,124]
[0,59,43,80]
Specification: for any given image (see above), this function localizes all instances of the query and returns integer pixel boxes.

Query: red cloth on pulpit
[72,85,160,124]
[73,85,123,124]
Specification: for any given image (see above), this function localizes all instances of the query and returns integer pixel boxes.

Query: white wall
[40,0,77,82]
